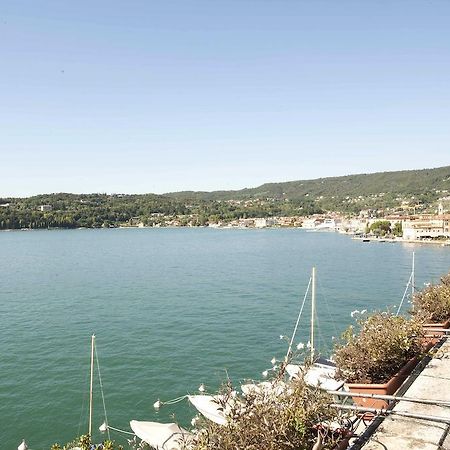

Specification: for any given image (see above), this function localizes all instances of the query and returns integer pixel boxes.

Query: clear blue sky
[1,1,449,197]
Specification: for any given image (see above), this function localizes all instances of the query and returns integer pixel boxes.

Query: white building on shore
[402,214,450,240]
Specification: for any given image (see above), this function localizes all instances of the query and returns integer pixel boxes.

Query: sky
[1,1,449,197]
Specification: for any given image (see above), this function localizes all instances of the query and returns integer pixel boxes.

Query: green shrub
[50,435,123,450]
[411,273,450,323]
[190,373,349,450]
[334,312,424,384]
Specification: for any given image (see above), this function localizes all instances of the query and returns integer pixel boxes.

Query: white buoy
[18,440,28,450]
[198,383,205,393]
[153,399,162,410]
[262,370,268,378]
[99,421,108,433]
[270,357,276,365]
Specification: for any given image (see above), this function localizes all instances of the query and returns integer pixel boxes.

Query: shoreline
[1,226,450,246]
[351,235,450,246]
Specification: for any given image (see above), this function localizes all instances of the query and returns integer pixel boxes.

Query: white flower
[191,416,199,426]
[198,384,205,393]
[271,357,277,365]
[153,399,162,410]
[297,342,305,350]
[262,370,268,378]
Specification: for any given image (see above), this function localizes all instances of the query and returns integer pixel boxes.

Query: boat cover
[130,420,191,450]
[241,381,287,397]
[286,363,344,391]
[187,394,230,425]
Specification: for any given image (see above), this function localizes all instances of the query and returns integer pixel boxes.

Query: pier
[354,336,450,449]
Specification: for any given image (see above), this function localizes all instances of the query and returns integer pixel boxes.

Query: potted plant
[334,312,425,409]
[411,272,450,342]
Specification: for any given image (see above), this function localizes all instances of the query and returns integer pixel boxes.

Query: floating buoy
[153,399,162,410]
[198,383,205,393]
[262,370,268,378]
[18,440,28,450]
[270,357,276,365]
[99,421,108,433]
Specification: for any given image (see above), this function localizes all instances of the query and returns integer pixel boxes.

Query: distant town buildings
[400,202,449,240]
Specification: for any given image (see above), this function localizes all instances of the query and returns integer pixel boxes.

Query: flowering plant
[191,373,350,450]
[334,312,424,384]
[411,272,450,323]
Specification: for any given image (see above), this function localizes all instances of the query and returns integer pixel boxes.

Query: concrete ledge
[361,338,450,450]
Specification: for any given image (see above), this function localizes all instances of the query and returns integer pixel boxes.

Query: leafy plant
[190,370,349,450]
[50,435,123,450]
[411,272,450,323]
[334,312,424,384]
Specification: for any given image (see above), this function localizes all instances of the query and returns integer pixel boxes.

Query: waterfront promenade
[360,337,450,449]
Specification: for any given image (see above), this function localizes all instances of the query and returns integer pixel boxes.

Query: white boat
[285,361,344,391]
[187,394,232,425]
[240,380,287,398]
[130,420,192,450]
[315,219,337,231]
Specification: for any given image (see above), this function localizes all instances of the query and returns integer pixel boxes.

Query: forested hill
[164,166,450,202]
[0,166,449,229]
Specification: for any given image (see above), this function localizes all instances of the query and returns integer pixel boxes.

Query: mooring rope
[286,276,312,360]
[396,271,413,316]
[95,342,111,440]
[161,394,189,405]
[107,425,135,436]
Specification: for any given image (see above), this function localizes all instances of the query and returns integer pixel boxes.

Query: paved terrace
[358,337,450,450]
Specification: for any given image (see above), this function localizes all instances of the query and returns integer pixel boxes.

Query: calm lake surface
[1,228,450,449]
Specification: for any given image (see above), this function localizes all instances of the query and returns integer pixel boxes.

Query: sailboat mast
[89,334,95,437]
[310,267,316,363]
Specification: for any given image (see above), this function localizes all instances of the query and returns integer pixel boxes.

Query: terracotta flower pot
[345,356,419,409]
[422,318,450,345]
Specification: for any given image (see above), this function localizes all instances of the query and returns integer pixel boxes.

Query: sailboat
[86,335,111,444]
[284,267,344,391]
[231,268,343,398]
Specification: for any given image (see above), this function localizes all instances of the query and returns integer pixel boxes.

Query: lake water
[1,228,450,449]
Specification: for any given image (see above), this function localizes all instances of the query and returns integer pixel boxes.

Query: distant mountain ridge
[164,165,450,202]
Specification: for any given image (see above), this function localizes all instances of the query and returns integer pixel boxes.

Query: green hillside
[165,166,450,202]
[164,166,450,214]
[0,165,449,229]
